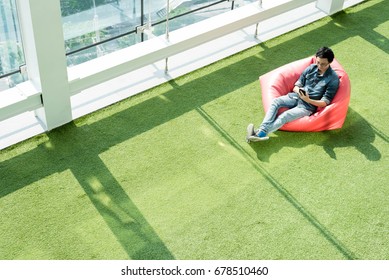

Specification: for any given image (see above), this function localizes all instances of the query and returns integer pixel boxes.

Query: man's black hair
[316,46,335,63]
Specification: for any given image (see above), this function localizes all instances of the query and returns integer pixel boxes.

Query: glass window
[61,0,142,66]
[61,0,257,67]
[0,0,25,91]
[152,0,232,37]
[148,0,257,37]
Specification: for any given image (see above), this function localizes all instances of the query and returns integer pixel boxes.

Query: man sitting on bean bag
[247,46,339,142]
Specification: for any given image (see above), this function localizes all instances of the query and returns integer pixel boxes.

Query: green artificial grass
[1,0,388,260]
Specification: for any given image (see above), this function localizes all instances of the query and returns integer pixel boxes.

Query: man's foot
[258,130,268,138]
[247,130,269,142]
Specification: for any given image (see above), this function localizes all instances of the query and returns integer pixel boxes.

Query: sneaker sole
[247,135,269,142]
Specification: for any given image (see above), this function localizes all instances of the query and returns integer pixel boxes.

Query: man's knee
[277,112,290,124]
[272,95,295,107]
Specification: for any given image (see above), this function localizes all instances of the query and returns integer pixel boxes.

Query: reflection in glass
[0,0,25,90]
[60,0,256,67]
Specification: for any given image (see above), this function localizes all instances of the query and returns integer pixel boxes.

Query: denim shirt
[294,64,340,112]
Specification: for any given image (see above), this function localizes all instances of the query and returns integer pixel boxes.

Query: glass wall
[61,0,256,67]
[61,0,139,66]
[0,0,25,91]
[0,0,256,91]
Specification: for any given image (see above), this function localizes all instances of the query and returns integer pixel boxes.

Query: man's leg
[266,106,311,134]
[247,105,311,142]
[259,95,298,134]
[247,95,298,142]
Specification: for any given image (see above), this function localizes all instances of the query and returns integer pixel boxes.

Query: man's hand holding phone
[299,88,306,96]
[298,87,310,102]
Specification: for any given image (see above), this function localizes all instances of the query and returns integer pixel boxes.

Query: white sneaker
[246,123,255,140]
[247,135,269,142]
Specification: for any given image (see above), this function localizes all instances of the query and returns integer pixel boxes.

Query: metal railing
[0,69,20,80]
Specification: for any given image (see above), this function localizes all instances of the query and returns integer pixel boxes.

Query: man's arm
[300,94,328,107]
[293,85,328,108]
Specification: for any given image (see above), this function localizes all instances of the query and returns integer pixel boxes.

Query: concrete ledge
[0,81,41,122]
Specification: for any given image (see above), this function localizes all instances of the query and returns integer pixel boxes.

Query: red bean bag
[259,56,351,131]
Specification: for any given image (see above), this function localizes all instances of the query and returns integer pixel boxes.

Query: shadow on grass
[1,0,387,259]
[330,3,389,56]
[319,108,388,160]
[197,107,358,260]
[251,108,386,162]
[0,54,264,260]
[255,0,389,69]
[0,122,175,260]
[48,124,176,260]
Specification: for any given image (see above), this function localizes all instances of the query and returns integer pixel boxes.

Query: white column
[16,0,72,130]
[316,0,345,15]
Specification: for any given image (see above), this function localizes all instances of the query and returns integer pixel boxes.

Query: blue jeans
[259,93,312,134]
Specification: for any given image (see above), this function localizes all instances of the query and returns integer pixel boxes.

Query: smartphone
[299,88,306,96]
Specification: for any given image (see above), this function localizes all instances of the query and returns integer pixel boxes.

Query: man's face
[316,57,330,73]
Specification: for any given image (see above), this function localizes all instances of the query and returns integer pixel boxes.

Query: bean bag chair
[259,56,351,131]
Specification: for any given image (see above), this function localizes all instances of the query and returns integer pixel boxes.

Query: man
[247,46,340,142]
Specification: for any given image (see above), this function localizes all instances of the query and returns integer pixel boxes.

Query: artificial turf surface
[0,0,388,260]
